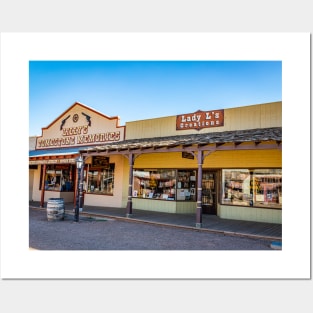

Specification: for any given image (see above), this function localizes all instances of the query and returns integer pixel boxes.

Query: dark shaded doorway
[202,171,217,214]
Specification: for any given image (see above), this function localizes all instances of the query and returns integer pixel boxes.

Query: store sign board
[92,156,110,168]
[182,152,194,159]
[29,159,76,165]
[35,103,125,150]
[176,109,224,131]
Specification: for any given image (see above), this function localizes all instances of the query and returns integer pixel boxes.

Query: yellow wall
[134,149,282,169]
[203,149,282,168]
[134,152,197,169]
[126,101,282,140]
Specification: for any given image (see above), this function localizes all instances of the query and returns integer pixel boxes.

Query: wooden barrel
[47,198,65,221]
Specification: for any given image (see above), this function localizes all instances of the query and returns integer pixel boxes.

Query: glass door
[202,171,217,214]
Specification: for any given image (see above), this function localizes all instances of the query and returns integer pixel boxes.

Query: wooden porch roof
[79,127,282,155]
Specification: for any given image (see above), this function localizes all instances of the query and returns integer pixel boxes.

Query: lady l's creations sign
[176,109,224,130]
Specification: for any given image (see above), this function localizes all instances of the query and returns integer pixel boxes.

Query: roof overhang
[79,127,282,157]
[29,146,87,164]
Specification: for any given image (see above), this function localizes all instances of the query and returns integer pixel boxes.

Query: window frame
[132,169,197,201]
[221,168,282,209]
[86,163,115,195]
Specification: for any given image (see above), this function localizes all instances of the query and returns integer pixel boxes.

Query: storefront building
[29,102,126,207]
[29,101,282,227]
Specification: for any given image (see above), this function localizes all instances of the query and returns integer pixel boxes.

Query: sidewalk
[29,201,282,241]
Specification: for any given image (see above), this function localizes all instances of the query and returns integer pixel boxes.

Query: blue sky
[29,60,282,136]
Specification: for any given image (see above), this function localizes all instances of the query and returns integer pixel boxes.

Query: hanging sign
[176,109,224,131]
[182,152,194,159]
[92,156,110,168]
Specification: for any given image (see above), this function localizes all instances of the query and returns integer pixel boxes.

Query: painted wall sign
[35,102,125,150]
[176,109,224,131]
[29,159,76,164]
[36,131,121,148]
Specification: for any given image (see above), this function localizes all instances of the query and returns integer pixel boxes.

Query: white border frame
[0,32,310,279]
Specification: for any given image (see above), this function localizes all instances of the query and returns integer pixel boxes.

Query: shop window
[132,169,196,201]
[177,170,197,201]
[41,164,74,192]
[251,169,282,208]
[87,164,115,195]
[222,169,282,209]
[133,169,176,200]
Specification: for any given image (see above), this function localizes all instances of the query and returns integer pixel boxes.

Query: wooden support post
[79,157,84,211]
[126,153,134,217]
[196,150,203,228]
[40,164,46,208]
[74,166,79,207]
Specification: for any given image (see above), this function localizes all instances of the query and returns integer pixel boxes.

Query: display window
[86,164,115,195]
[41,164,74,191]
[132,169,196,201]
[251,169,282,207]
[177,170,197,201]
[222,169,282,209]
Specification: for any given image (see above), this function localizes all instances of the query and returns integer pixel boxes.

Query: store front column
[196,150,203,228]
[126,153,134,217]
[79,157,85,211]
[40,164,47,208]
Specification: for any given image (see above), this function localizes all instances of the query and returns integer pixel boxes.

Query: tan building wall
[29,102,126,205]
[125,101,282,140]
[82,154,127,208]
[31,167,42,201]
[31,165,75,203]
[29,136,37,150]
[29,169,35,201]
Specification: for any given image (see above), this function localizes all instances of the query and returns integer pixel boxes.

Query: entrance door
[202,171,217,214]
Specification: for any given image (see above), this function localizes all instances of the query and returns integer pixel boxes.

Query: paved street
[29,208,276,250]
